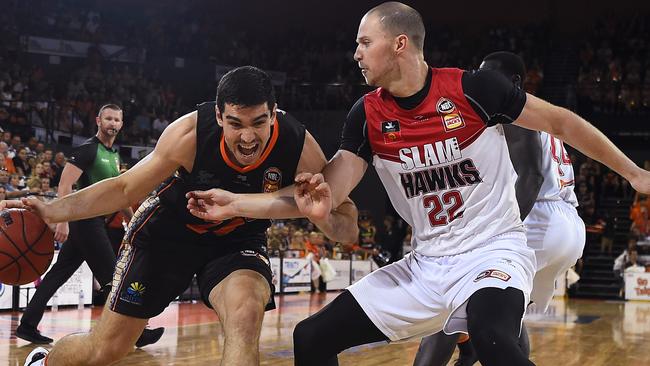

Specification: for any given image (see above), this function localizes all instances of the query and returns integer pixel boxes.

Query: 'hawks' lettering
[400,158,482,199]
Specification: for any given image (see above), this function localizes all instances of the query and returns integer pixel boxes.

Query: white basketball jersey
[537,132,578,206]
[363,69,524,257]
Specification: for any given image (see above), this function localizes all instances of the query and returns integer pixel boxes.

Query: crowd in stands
[577,16,650,115]
[0,130,65,201]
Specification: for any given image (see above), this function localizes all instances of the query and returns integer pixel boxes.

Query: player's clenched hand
[630,169,650,195]
[186,189,237,221]
[294,172,333,224]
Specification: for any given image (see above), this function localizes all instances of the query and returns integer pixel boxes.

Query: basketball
[0,209,54,286]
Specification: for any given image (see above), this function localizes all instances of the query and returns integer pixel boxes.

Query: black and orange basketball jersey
[155,101,305,241]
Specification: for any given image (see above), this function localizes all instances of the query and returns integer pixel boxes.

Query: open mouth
[237,143,259,157]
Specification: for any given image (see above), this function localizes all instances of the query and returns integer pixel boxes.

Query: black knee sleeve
[293,290,387,366]
[467,287,535,366]
[413,331,459,366]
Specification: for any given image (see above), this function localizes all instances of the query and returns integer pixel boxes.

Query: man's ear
[270,103,277,125]
[215,105,223,127]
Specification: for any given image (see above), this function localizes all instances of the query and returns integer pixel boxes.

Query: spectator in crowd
[305,231,328,293]
[12,146,30,176]
[614,238,638,276]
[630,206,650,239]
[288,230,306,257]
[624,249,646,273]
[43,149,53,164]
[50,152,66,187]
[358,213,377,253]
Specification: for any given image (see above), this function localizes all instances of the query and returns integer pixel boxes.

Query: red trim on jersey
[220,117,280,173]
[364,68,489,164]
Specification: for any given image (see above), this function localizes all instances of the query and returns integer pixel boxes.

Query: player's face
[217,103,276,167]
[354,14,397,87]
[96,109,123,137]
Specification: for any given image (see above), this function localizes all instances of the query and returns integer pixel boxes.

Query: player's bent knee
[224,299,266,336]
[293,318,317,353]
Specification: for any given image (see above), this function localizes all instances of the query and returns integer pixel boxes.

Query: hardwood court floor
[1,293,649,365]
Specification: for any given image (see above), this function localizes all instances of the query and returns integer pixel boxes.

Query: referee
[15,104,164,346]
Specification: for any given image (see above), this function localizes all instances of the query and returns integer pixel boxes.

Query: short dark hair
[482,51,527,81]
[97,104,122,117]
[366,2,426,51]
[216,66,275,113]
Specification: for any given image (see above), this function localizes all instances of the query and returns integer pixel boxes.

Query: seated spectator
[12,147,30,176]
[624,249,646,273]
[614,238,638,277]
[287,230,306,258]
[39,177,54,195]
[50,152,66,187]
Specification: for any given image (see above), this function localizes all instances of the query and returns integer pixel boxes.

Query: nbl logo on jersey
[436,97,465,132]
[263,167,282,193]
[381,120,403,144]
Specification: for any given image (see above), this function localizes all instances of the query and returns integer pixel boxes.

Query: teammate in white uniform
[186,4,650,366]
[414,51,586,366]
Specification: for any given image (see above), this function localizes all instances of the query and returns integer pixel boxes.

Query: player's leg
[293,290,388,366]
[208,269,270,366]
[198,238,276,366]
[526,201,586,312]
[412,331,459,366]
[44,307,148,365]
[295,254,449,366]
[442,233,536,366]
[18,232,84,343]
[466,287,534,366]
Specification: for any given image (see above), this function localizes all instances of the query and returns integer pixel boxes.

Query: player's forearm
[555,109,643,182]
[311,199,359,244]
[46,177,132,223]
[231,190,304,219]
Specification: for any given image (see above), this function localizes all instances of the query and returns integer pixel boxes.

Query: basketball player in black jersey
[6,66,359,366]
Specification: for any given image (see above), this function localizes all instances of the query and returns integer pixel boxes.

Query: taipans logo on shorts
[474,269,511,283]
[0,283,4,297]
[241,250,271,267]
[263,167,282,193]
[120,282,146,305]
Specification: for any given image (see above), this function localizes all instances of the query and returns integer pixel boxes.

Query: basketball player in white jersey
[413,51,586,366]
[186,3,650,365]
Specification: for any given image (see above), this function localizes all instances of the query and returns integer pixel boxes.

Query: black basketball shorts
[106,199,275,319]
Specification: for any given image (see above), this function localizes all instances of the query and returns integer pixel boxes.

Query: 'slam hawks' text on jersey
[537,131,578,206]
[341,68,527,256]
[151,102,305,243]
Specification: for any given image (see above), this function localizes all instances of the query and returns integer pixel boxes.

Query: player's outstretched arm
[0,112,197,223]
[514,94,650,194]
[187,131,367,220]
